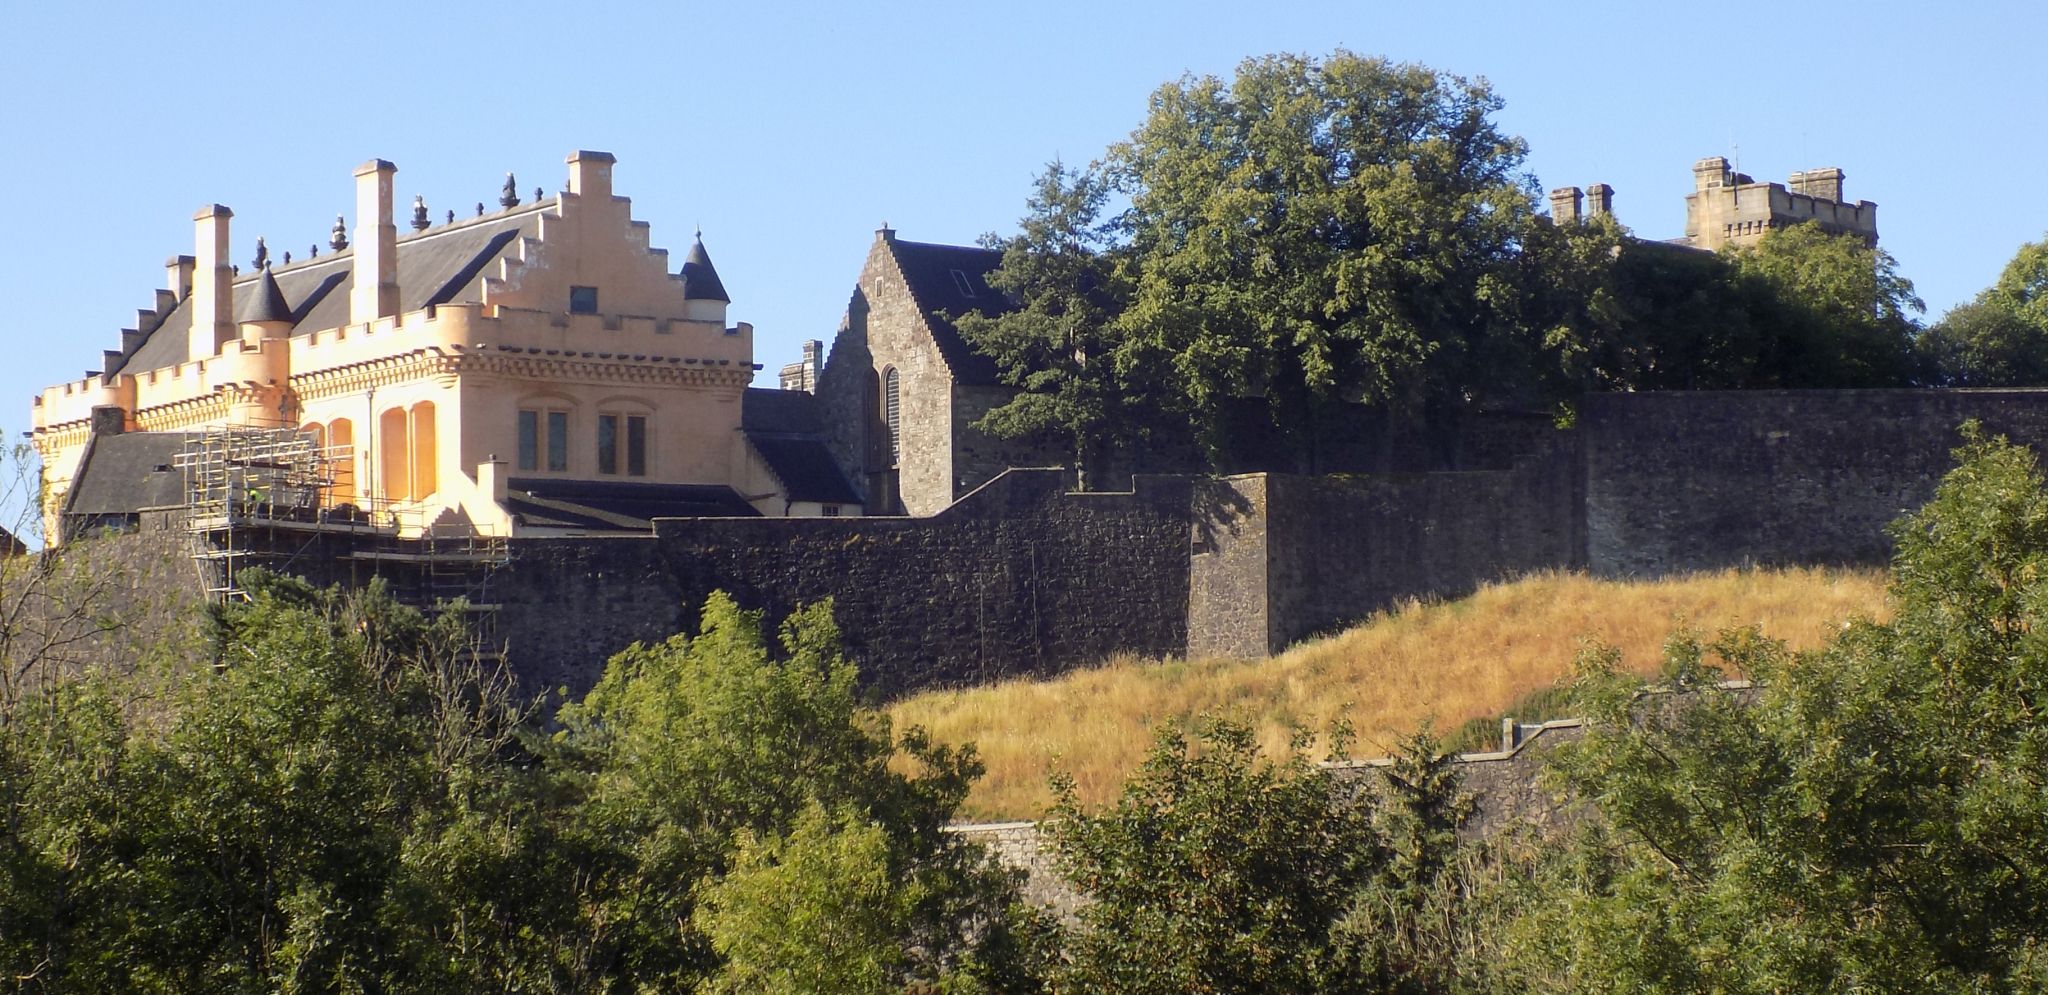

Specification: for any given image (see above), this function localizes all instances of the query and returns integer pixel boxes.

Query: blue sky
[3,0,2041,437]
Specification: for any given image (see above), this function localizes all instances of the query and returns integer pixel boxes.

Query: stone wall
[1261,445,1583,652]
[486,469,1196,699]
[1582,389,2048,575]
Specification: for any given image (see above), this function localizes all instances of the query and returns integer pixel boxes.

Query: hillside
[891,567,1890,820]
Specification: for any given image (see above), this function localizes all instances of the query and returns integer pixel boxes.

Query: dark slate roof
[884,238,1013,385]
[503,478,759,530]
[115,201,554,374]
[238,265,294,325]
[63,432,189,516]
[740,386,822,434]
[747,435,863,505]
[739,388,862,505]
[681,236,729,302]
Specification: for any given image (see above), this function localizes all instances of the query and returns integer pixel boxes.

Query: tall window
[328,418,355,503]
[597,413,649,477]
[883,367,901,466]
[409,401,437,499]
[518,407,572,473]
[379,407,410,500]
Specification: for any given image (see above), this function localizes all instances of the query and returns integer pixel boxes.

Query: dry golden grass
[890,567,1890,821]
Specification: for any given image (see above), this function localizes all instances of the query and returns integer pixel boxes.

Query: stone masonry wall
[1260,445,1584,652]
[486,469,1195,699]
[1582,389,2048,575]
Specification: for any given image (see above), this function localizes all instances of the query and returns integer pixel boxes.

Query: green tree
[695,802,924,995]
[1918,236,2048,387]
[1722,222,1923,387]
[553,591,1019,992]
[1046,720,1386,994]
[1507,427,2048,992]
[955,161,1163,489]
[1111,51,1559,467]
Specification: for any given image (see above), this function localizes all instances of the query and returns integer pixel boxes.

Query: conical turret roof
[680,235,729,303]
[238,264,295,325]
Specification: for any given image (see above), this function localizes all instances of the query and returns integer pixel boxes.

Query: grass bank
[891,567,1889,820]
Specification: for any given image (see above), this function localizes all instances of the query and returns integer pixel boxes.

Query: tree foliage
[1920,235,2048,387]
[1506,426,2048,993]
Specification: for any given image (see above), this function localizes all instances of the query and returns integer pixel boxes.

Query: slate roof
[681,237,729,302]
[503,478,759,531]
[62,432,189,516]
[238,265,295,325]
[739,388,863,505]
[115,202,554,374]
[883,239,1013,385]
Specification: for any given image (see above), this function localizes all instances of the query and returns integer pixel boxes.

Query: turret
[681,233,730,323]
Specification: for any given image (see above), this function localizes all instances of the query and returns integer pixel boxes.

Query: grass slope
[891,567,1889,821]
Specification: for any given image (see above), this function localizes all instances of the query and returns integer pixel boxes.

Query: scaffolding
[173,427,509,626]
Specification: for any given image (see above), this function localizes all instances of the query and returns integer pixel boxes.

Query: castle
[33,152,861,545]
[37,151,2044,704]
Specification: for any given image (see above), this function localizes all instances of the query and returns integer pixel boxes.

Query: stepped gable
[881,238,1010,385]
[113,202,551,374]
[741,388,863,505]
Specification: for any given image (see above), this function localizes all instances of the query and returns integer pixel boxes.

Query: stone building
[33,151,860,541]
[1548,156,1878,252]
[812,227,1059,516]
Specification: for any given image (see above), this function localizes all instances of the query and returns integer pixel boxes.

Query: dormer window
[569,285,599,314]
[949,269,977,298]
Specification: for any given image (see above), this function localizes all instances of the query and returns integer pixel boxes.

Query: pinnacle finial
[283,250,291,265]
[411,195,429,232]
[310,244,319,259]
[330,215,348,251]
[534,186,542,203]
[445,209,454,225]
[252,236,269,271]
[475,202,485,217]
[501,172,519,208]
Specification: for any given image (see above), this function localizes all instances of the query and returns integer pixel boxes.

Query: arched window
[379,407,409,501]
[327,418,355,504]
[883,367,901,467]
[409,401,437,499]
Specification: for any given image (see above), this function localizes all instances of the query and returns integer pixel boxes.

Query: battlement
[1683,156,1877,250]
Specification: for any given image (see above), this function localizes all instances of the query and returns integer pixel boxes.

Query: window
[519,407,572,473]
[822,504,841,517]
[597,413,649,476]
[547,411,569,471]
[517,410,538,471]
[949,268,977,298]
[883,367,901,466]
[569,285,599,314]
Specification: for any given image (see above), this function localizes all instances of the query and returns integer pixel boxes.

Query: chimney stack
[1585,183,1614,219]
[190,205,233,359]
[1789,167,1845,203]
[1548,186,1583,224]
[565,150,615,201]
[1693,156,1732,191]
[350,159,399,325]
[166,254,195,300]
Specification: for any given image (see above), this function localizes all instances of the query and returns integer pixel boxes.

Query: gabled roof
[740,388,863,505]
[114,201,552,374]
[681,236,729,302]
[882,238,1012,385]
[503,478,759,531]
[63,432,188,516]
